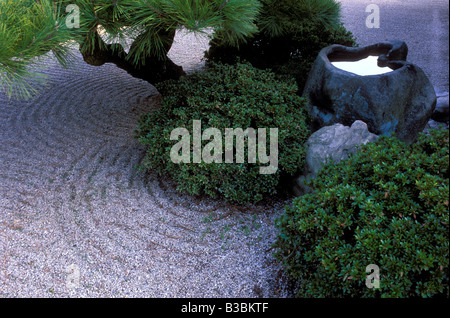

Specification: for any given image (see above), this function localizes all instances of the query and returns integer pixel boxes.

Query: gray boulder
[431,94,449,123]
[422,118,449,137]
[302,40,436,144]
[293,120,379,196]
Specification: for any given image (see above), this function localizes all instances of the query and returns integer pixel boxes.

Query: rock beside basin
[302,41,437,144]
[293,120,379,196]
[432,93,449,123]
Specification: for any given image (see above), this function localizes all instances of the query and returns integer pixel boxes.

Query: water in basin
[331,55,393,76]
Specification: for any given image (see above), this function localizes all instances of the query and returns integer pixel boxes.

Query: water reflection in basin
[331,55,393,76]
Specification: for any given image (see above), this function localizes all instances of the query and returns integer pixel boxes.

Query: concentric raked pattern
[0,34,290,297]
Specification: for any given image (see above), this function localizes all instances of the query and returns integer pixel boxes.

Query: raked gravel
[0,30,295,298]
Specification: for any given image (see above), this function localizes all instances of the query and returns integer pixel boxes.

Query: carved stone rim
[320,40,411,77]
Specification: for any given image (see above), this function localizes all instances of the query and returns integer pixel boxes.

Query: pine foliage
[0,0,74,99]
[1,0,261,99]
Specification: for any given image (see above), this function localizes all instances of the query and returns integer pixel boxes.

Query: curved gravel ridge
[0,32,292,298]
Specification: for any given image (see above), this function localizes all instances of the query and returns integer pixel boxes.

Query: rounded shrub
[206,0,357,91]
[135,62,311,204]
[274,128,449,297]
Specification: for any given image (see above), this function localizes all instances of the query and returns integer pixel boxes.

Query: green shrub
[274,128,449,297]
[135,62,311,204]
[206,0,357,91]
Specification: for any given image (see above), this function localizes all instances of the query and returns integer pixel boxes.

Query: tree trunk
[79,29,185,85]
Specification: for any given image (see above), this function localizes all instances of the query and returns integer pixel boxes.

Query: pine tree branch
[80,29,185,84]
[143,0,168,18]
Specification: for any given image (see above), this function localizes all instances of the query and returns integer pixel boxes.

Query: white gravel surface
[0,30,294,298]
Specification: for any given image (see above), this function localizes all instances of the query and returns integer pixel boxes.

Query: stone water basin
[302,40,436,144]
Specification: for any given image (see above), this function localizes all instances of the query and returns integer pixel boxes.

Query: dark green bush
[135,62,311,204]
[206,0,357,91]
[274,128,449,297]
